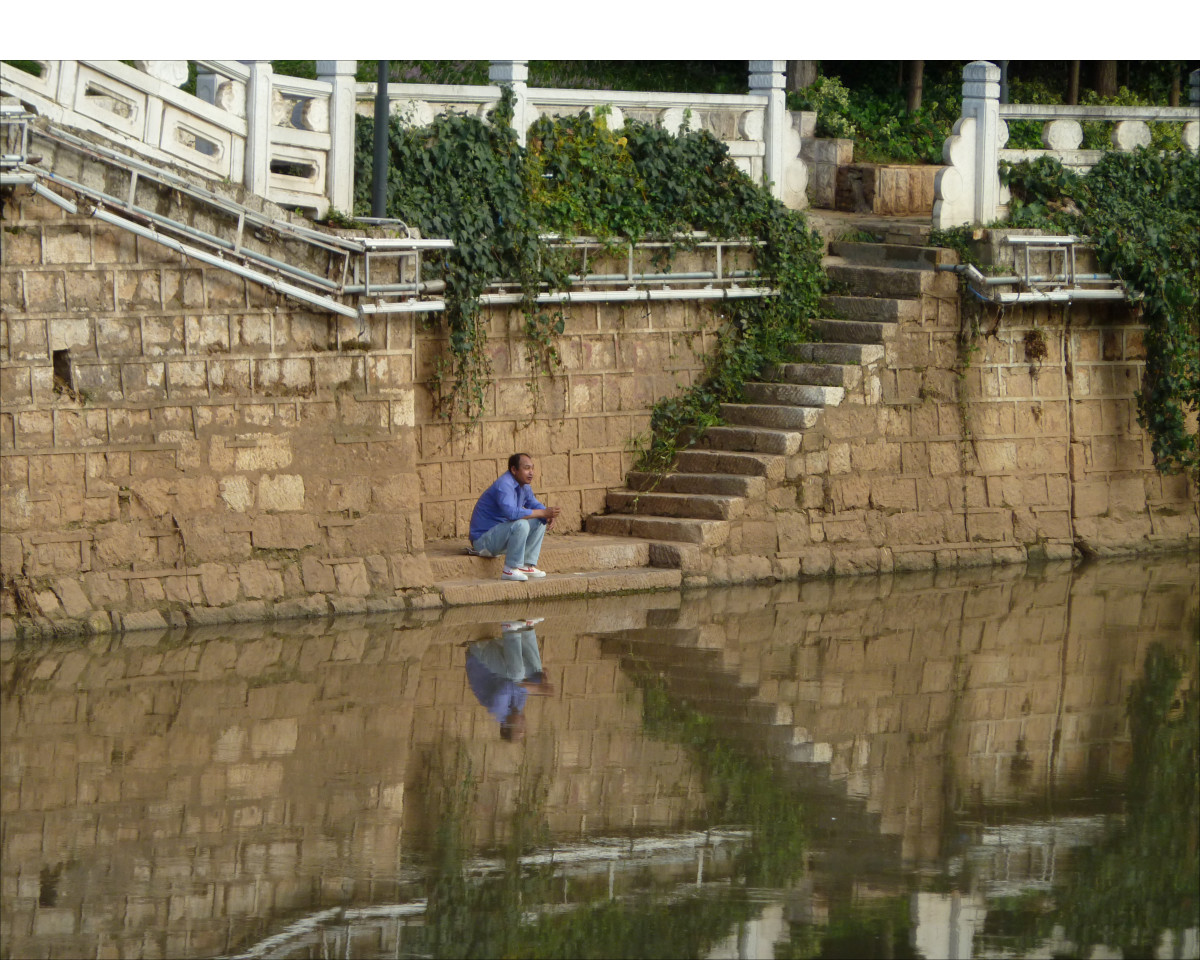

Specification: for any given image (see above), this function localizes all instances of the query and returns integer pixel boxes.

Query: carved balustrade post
[964,60,1002,226]
[317,60,357,214]
[488,60,530,146]
[242,60,272,198]
[749,60,787,200]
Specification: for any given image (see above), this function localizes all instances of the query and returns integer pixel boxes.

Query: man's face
[511,456,535,485]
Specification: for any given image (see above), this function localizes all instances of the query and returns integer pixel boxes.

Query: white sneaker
[467,546,494,558]
[519,566,547,579]
[501,567,528,581]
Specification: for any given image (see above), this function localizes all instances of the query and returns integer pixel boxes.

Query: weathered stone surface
[118,609,168,632]
[198,563,240,606]
[257,474,305,512]
[238,561,283,600]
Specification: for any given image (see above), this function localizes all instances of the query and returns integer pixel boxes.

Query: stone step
[743,381,844,408]
[785,342,886,366]
[606,489,745,521]
[764,361,857,388]
[811,317,897,346]
[425,534,651,581]
[828,240,957,267]
[820,294,919,324]
[824,259,930,298]
[586,513,731,548]
[719,403,823,431]
[674,448,787,480]
[695,425,802,456]
[438,565,681,606]
[626,471,766,498]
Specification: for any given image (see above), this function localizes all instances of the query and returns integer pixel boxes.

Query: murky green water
[2,556,1197,960]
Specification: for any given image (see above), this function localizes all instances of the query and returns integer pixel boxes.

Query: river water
[2,556,1197,960]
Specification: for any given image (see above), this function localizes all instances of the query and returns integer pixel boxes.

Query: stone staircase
[587,237,957,570]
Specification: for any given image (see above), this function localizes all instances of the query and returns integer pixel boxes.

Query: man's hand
[533,505,561,526]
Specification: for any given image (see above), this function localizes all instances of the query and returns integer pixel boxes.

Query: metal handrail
[3,113,775,323]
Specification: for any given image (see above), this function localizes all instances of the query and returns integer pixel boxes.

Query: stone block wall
[691,270,1197,585]
[834,163,944,216]
[1,182,431,633]
[2,176,722,632]
[801,137,853,208]
[415,292,719,540]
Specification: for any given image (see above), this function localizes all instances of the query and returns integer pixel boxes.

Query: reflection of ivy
[1053,643,1199,955]
[776,894,919,959]
[413,739,764,959]
[637,676,807,887]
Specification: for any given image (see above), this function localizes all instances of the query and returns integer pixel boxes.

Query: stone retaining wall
[1,181,719,634]
[2,165,1196,635]
[688,271,1197,586]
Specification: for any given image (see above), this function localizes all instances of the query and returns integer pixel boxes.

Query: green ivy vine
[1000,150,1200,476]
[354,92,826,455]
[355,90,566,421]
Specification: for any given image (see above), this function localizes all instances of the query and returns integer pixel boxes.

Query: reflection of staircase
[595,618,905,878]
[588,236,956,567]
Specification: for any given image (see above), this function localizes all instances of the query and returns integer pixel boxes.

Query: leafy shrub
[788,76,961,165]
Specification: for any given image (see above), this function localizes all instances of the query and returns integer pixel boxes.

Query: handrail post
[749,61,787,199]
[318,60,357,214]
[1191,69,1200,107]
[195,63,218,105]
[242,59,272,199]
[964,60,1001,225]
[488,60,530,146]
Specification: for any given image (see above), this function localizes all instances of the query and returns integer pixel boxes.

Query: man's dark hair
[508,452,532,472]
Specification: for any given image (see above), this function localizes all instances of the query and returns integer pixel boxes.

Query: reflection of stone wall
[632,560,1197,863]
[0,592,705,959]
[2,563,1194,956]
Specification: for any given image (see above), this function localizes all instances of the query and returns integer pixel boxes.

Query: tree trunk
[1067,61,1080,105]
[906,60,924,112]
[786,61,818,93]
[1169,65,1181,107]
[1093,60,1118,98]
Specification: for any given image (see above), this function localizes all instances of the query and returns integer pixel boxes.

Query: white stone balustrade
[2,59,817,218]
[934,62,1200,229]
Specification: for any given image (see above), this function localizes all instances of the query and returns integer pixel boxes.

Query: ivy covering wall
[353,91,826,465]
[1000,151,1200,476]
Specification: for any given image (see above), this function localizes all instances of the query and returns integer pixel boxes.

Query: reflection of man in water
[465,620,554,741]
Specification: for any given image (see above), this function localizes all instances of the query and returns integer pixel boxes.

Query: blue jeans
[469,626,543,681]
[472,517,546,569]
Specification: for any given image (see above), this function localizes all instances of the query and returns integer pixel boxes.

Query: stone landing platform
[425,535,680,607]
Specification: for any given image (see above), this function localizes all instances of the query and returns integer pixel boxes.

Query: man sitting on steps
[468,453,561,581]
